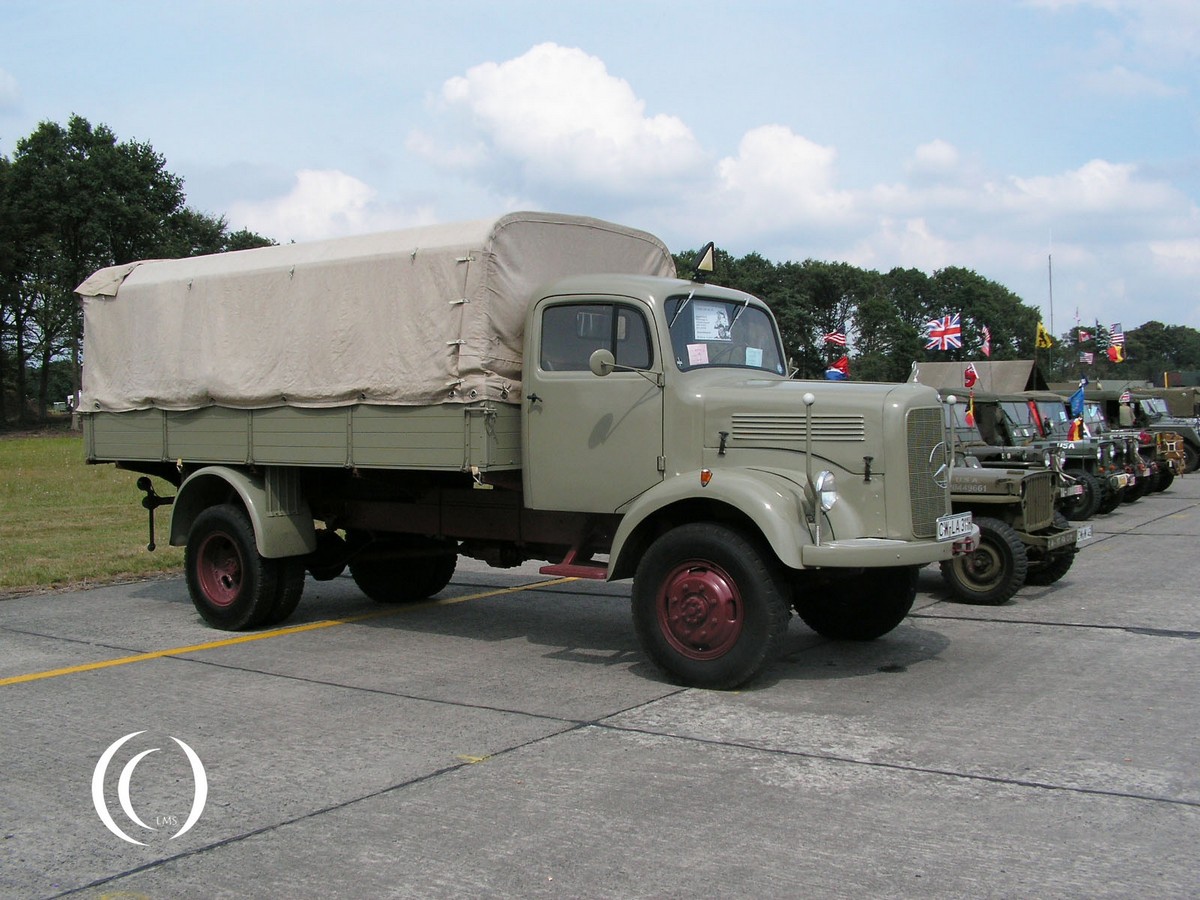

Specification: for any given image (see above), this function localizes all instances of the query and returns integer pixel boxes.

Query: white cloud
[229,169,436,243]
[414,43,708,197]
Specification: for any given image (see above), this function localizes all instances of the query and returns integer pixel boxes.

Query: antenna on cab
[692,242,715,282]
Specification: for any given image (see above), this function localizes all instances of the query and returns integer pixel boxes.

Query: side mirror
[589,348,616,377]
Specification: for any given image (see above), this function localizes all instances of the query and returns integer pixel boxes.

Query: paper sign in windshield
[693,301,732,341]
[687,344,709,365]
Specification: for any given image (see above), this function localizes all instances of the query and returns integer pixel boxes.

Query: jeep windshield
[667,294,786,374]
[1084,401,1111,433]
[1140,397,1169,419]
[999,401,1041,442]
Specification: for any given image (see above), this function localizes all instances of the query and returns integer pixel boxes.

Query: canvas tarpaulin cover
[78,211,675,411]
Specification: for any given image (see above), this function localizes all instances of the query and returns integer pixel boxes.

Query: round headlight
[815,470,838,511]
[1056,448,1067,467]
[1095,445,1103,461]
[1041,450,1052,468]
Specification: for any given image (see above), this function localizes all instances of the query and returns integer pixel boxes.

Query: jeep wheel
[632,523,790,690]
[793,566,917,640]
[1155,469,1175,492]
[186,504,285,630]
[1122,475,1150,504]
[1096,483,1123,514]
[349,537,458,604]
[1025,514,1077,587]
[1062,471,1101,521]
[939,516,1028,605]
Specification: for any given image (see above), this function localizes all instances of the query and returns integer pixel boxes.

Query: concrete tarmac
[1,476,1197,898]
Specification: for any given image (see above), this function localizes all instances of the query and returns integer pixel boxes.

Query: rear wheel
[1096,482,1123,514]
[632,523,790,690]
[939,516,1027,605]
[349,536,458,604]
[793,566,917,640]
[1155,468,1175,492]
[186,504,284,630]
[1183,442,1199,474]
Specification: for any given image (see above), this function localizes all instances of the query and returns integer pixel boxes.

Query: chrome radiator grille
[906,407,945,538]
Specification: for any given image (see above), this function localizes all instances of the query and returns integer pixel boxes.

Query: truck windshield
[666,295,786,374]
[1140,398,1168,418]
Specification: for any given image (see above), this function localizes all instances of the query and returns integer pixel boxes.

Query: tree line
[4,116,1199,427]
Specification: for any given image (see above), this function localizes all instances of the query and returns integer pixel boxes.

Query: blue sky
[2,0,1198,332]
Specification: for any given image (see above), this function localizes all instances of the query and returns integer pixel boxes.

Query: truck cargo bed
[84,403,521,472]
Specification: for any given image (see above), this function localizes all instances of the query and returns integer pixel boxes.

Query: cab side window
[540,303,652,371]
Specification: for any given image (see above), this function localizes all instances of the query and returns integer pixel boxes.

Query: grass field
[0,430,183,594]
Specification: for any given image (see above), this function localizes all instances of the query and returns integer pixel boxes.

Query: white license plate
[1076,524,1094,543]
[1065,484,1084,497]
[937,512,973,541]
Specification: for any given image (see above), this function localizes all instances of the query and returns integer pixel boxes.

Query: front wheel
[1024,513,1077,587]
[939,516,1027,605]
[632,523,790,690]
[793,566,918,640]
[1061,471,1100,521]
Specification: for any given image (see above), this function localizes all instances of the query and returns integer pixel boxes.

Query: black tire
[1155,468,1175,492]
[1122,474,1149,503]
[1025,513,1077,587]
[793,566,918,640]
[349,537,458,604]
[185,504,281,630]
[262,558,306,626]
[1096,482,1123,514]
[939,516,1027,605]
[1061,471,1100,521]
[632,523,790,690]
[307,529,348,581]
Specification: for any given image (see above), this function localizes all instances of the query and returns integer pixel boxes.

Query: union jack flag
[925,313,962,351]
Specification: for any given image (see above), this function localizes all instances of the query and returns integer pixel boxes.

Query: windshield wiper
[668,289,696,329]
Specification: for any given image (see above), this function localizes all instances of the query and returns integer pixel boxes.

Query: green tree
[3,115,273,424]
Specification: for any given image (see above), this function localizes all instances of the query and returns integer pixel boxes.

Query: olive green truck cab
[78,212,975,689]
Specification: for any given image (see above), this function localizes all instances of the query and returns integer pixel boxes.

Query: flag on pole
[823,329,847,346]
[1079,351,1094,364]
[1078,329,1092,343]
[1036,321,1053,349]
[963,363,978,388]
[1109,323,1125,346]
[1107,345,1125,363]
[925,313,962,350]
[965,392,976,427]
[981,324,991,358]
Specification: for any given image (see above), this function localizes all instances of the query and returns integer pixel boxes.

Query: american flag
[925,313,962,351]
[1110,323,1125,346]
[1079,351,1094,364]
[1120,389,1132,402]
[823,329,847,346]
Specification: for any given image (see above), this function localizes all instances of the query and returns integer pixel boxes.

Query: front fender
[169,466,316,559]
[609,468,813,579]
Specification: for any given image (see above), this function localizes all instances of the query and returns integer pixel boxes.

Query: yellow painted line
[0,577,577,688]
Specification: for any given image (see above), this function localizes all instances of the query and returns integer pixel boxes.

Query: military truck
[78,212,975,690]
[939,399,1080,604]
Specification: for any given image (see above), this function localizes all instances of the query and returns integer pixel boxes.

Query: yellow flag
[1036,321,1053,349]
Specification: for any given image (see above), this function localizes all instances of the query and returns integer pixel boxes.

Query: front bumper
[799,524,980,568]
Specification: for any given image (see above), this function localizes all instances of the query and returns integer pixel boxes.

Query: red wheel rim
[196,531,244,608]
[656,560,743,660]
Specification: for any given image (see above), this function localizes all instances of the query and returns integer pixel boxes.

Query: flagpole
[1047,253,1054,376]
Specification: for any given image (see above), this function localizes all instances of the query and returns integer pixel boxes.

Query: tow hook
[952,531,979,555]
[136,477,175,551]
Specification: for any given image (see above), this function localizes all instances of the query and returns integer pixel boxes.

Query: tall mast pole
[1047,252,1054,376]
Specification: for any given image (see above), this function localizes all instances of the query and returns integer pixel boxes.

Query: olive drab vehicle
[1005,392,1133,520]
[939,397,1080,605]
[1115,390,1198,475]
[1077,391,1181,496]
[78,212,977,691]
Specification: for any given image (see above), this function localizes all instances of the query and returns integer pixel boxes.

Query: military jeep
[941,457,1079,605]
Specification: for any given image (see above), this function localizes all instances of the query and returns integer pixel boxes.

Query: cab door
[523,298,664,512]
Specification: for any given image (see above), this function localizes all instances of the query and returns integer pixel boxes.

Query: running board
[539,547,609,580]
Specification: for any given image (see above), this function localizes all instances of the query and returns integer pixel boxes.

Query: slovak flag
[825,355,850,380]
[925,313,963,350]
[963,363,978,388]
